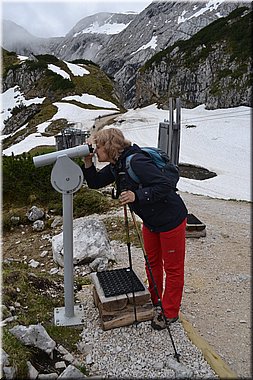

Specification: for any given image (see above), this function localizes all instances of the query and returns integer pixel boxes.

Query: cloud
[2,0,151,37]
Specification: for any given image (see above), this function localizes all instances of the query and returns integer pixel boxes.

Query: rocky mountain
[52,12,137,62]
[95,0,251,107]
[2,20,63,56]
[2,12,137,60]
[1,50,124,151]
[135,6,252,109]
[2,1,252,109]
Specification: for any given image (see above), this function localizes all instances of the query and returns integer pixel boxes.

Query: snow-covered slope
[2,82,251,202]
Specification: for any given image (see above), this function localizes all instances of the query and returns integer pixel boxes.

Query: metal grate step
[96,268,145,298]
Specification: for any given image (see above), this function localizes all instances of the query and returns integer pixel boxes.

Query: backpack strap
[125,153,141,183]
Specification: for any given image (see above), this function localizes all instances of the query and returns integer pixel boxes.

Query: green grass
[2,49,21,77]
[1,207,135,378]
[104,216,143,248]
[2,261,89,377]
[2,329,33,379]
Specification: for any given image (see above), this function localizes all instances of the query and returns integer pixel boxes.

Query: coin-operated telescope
[33,144,93,326]
[33,144,92,168]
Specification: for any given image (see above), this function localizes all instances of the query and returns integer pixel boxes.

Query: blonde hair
[92,128,131,161]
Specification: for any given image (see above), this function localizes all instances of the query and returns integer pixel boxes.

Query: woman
[82,127,188,330]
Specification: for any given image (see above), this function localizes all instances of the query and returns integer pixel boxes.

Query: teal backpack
[125,147,179,190]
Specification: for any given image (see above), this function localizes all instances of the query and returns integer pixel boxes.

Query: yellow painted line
[179,312,238,379]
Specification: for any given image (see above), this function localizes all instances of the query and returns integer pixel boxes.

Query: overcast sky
[2,0,152,38]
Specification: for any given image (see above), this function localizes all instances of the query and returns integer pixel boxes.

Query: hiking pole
[119,172,138,326]
[129,207,181,362]
[123,203,138,326]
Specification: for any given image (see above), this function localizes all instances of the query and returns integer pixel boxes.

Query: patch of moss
[2,48,21,77]
[27,104,58,129]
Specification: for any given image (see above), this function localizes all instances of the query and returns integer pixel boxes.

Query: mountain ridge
[2,1,252,109]
[1,50,124,153]
[94,0,251,107]
[2,11,136,59]
[135,6,252,109]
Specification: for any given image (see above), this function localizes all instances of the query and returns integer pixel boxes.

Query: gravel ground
[77,282,218,379]
[180,192,251,379]
[75,191,251,379]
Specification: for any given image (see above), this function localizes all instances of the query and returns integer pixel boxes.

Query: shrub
[73,187,114,218]
[2,152,60,208]
[2,153,115,219]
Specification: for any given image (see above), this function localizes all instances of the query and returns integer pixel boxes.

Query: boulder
[9,324,56,355]
[52,217,115,269]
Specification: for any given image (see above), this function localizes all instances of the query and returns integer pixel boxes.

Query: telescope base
[54,304,85,326]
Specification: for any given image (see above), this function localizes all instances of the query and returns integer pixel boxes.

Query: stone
[32,220,45,231]
[57,364,87,378]
[9,324,56,355]
[27,361,39,379]
[52,217,115,268]
[27,206,44,222]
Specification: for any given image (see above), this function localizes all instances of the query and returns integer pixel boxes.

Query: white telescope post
[33,145,91,326]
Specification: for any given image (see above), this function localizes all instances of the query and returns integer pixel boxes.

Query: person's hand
[83,141,94,168]
[119,190,135,205]
[83,155,93,167]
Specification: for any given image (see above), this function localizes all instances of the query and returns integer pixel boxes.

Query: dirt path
[179,192,251,378]
[94,113,121,131]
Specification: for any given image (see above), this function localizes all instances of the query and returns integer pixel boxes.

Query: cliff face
[95,1,250,107]
[135,7,252,109]
[51,12,137,62]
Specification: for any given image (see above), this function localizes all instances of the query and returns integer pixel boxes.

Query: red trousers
[142,218,186,319]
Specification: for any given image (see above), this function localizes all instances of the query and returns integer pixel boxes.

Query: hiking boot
[151,313,178,330]
[153,303,162,314]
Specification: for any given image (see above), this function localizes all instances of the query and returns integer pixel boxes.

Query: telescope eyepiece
[88,144,94,153]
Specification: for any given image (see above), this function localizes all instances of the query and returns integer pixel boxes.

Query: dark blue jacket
[83,144,187,232]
